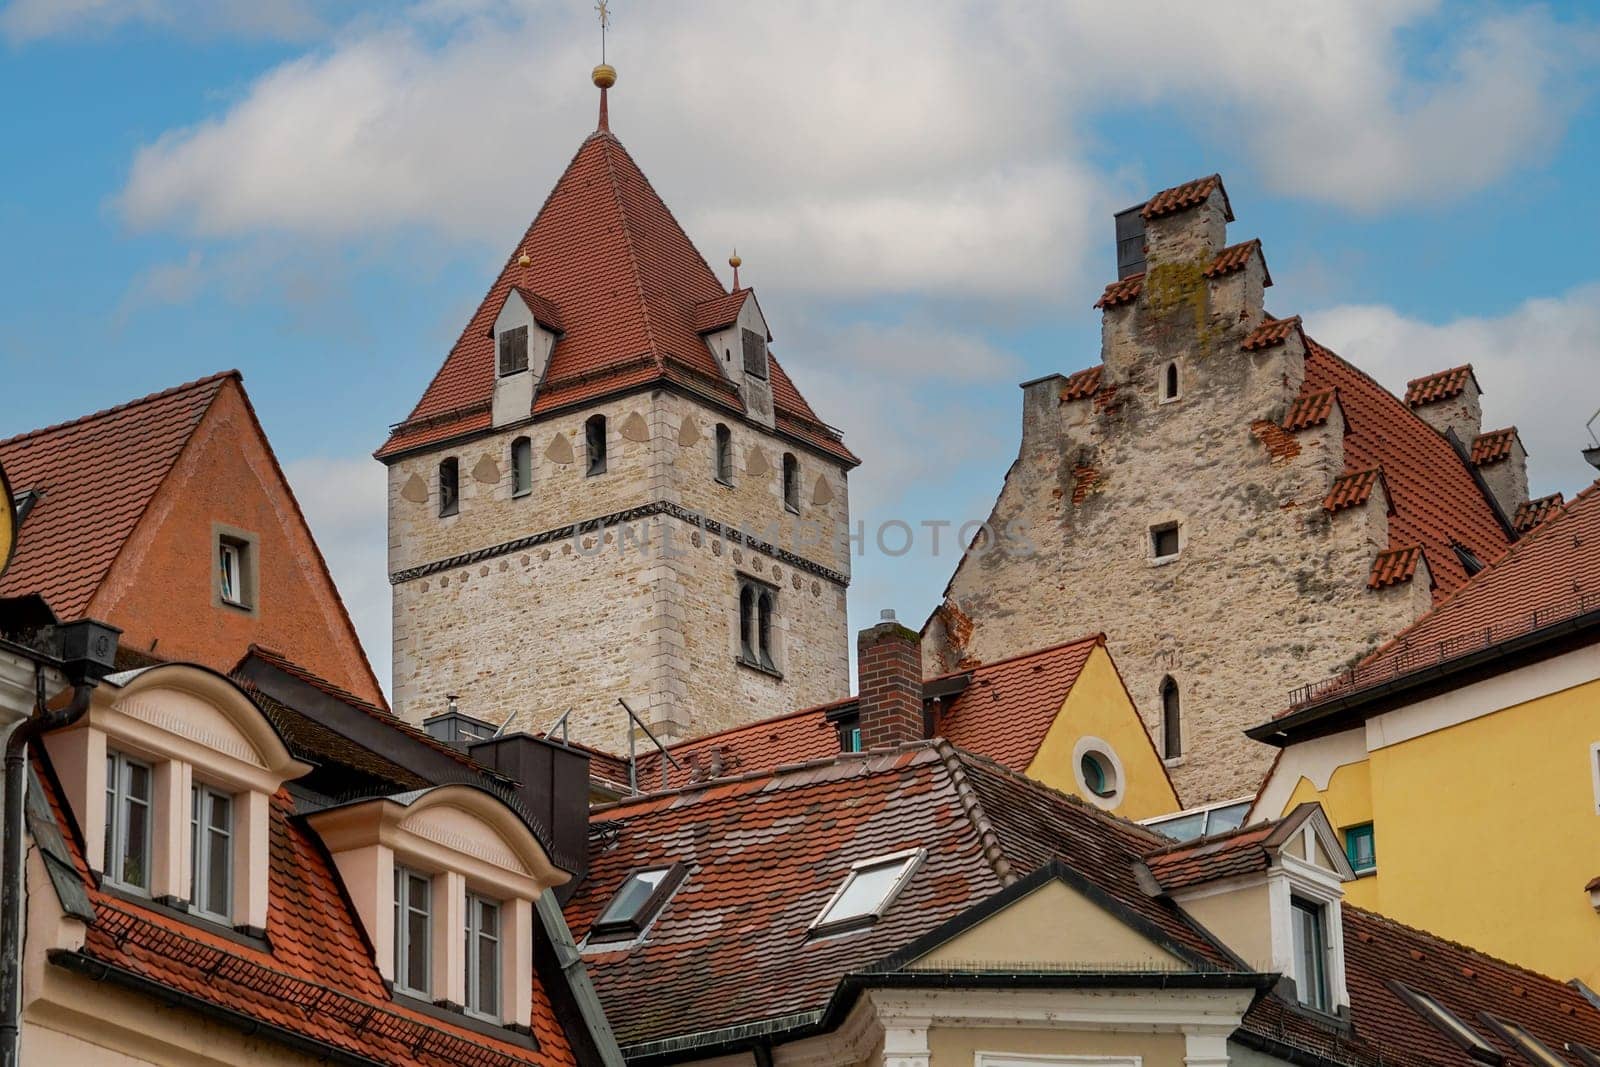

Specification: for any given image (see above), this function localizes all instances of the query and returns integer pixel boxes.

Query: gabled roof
[1141,174,1232,221]
[1404,364,1479,407]
[1515,491,1565,532]
[1267,481,1600,726]
[0,371,233,618]
[377,123,851,465]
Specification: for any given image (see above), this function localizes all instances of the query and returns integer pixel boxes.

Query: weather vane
[596,1,610,64]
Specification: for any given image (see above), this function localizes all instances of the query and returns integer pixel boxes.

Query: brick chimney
[856,609,925,748]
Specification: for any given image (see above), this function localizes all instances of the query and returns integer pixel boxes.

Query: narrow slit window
[465,894,501,1020]
[738,584,756,663]
[1291,897,1331,1012]
[498,325,529,376]
[715,424,734,485]
[811,849,922,935]
[782,453,800,512]
[1161,676,1181,759]
[1162,361,1180,401]
[585,415,607,476]
[438,458,460,517]
[393,867,433,997]
[590,865,686,942]
[189,783,233,922]
[510,436,533,497]
[757,591,775,671]
[104,751,153,893]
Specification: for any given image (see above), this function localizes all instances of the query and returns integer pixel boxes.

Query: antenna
[1585,408,1600,472]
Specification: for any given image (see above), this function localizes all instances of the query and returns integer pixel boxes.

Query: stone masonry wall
[388,385,851,748]
[925,193,1432,805]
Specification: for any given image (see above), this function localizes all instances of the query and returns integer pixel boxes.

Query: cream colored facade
[388,384,852,749]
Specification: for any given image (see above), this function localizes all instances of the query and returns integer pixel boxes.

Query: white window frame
[464,892,502,1022]
[1290,895,1331,1012]
[104,751,154,895]
[189,782,233,923]
[393,866,433,998]
[218,541,245,606]
[1071,736,1126,811]
[809,847,924,934]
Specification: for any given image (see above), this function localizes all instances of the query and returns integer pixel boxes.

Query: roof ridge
[949,745,1170,848]
[1404,362,1475,388]
[597,135,667,373]
[925,632,1104,684]
[0,369,236,448]
[931,738,1016,886]
[655,695,856,755]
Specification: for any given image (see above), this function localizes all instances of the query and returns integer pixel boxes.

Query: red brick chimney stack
[856,609,925,748]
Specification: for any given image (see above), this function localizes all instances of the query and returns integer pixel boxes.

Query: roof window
[1481,1016,1568,1067]
[1145,798,1252,842]
[1392,983,1502,1063]
[590,864,687,943]
[1452,540,1486,576]
[810,848,922,936]
[1568,1044,1600,1067]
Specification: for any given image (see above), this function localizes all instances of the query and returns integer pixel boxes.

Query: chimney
[856,609,925,748]
[1404,365,1481,444]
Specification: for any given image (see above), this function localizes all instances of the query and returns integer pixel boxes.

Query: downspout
[0,620,117,1067]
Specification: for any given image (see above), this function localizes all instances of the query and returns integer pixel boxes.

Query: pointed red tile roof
[0,371,233,618]
[1403,364,1479,407]
[1471,426,1520,466]
[1514,491,1565,532]
[378,127,851,464]
[1141,174,1231,221]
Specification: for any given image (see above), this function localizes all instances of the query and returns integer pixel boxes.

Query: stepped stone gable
[382,101,855,748]
[924,174,1517,805]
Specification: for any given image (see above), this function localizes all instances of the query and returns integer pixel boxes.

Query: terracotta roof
[1203,238,1267,283]
[1471,426,1520,466]
[33,753,577,1067]
[1241,314,1302,351]
[1404,364,1478,408]
[1515,491,1565,532]
[1094,275,1143,309]
[1141,823,1279,893]
[1301,337,1511,597]
[1141,174,1231,221]
[1285,483,1600,714]
[689,290,749,334]
[1060,364,1104,400]
[0,371,233,618]
[1323,467,1383,513]
[1282,386,1337,432]
[1369,544,1425,589]
[509,286,565,334]
[378,126,851,465]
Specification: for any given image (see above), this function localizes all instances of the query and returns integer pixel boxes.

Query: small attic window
[13,489,39,526]
[590,864,687,943]
[810,848,922,936]
[1392,983,1501,1062]
[1151,522,1180,561]
[741,328,768,380]
[1452,541,1485,577]
[498,325,529,377]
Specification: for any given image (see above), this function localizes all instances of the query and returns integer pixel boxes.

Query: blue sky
[4,1,1600,695]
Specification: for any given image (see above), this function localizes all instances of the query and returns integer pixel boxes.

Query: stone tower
[924,174,1524,805]
[378,74,856,749]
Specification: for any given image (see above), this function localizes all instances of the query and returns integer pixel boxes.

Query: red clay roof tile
[1471,426,1520,466]
[1404,365,1478,407]
[1369,545,1425,589]
[1141,174,1231,221]
[1143,822,1277,892]
[690,290,749,334]
[1060,364,1104,400]
[1203,238,1266,282]
[509,286,566,334]
[1324,467,1383,513]
[1283,386,1337,431]
[1095,275,1143,309]
[1514,491,1565,532]
[1241,314,1302,351]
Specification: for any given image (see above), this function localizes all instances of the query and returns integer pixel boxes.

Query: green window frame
[1344,822,1376,873]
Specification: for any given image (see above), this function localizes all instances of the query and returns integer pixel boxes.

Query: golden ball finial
[592,63,617,89]
[728,251,742,269]
[517,253,531,267]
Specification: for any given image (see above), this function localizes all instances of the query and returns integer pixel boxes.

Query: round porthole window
[1072,736,1125,811]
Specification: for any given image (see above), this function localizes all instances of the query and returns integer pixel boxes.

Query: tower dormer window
[498,325,529,376]
[438,458,459,517]
[782,453,800,512]
[104,751,153,894]
[586,414,608,476]
[715,424,734,485]
[741,328,768,380]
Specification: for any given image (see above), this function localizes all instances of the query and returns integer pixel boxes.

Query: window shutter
[498,326,529,376]
[741,328,768,379]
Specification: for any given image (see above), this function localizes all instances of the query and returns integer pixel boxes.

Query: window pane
[825,859,908,921]
[477,931,499,1013]
[104,757,116,874]
[1150,811,1206,842]
[1292,899,1327,1010]
[405,874,430,994]
[478,898,499,939]
[205,801,231,917]
[190,785,200,901]
[122,792,149,890]
[599,868,667,925]
[126,760,151,802]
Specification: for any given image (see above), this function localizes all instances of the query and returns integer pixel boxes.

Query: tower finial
[729,249,742,291]
[592,1,616,131]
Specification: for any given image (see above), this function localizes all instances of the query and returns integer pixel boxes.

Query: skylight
[810,848,922,935]
[589,864,685,943]
[1481,1016,1569,1067]
[1393,983,1502,1063]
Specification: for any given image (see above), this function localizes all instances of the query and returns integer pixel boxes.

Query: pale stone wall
[389,385,851,748]
[1477,441,1528,521]
[925,189,1431,805]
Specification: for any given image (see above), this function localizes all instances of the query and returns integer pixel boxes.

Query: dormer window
[810,848,922,936]
[190,783,234,922]
[1291,896,1331,1012]
[498,325,529,377]
[393,866,433,997]
[741,328,768,380]
[465,894,502,1020]
[589,864,687,944]
[104,751,153,894]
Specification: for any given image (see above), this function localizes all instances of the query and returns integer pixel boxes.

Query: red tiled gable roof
[0,371,232,618]
[569,743,1233,1051]
[1471,426,1519,466]
[1515,491,1565,532]
[1369,544,1425,589]
[33,756,576,1067]
[1095,275,1143,309]
[509,286,565,334]
[1323,467,1383,513]
[1282,386,1337,431]
[1404,364,1478,407]
[635,696,855,791]
[1141,174,1231,221]
[1093,240,1265,310]
[378,126,851,465]
[1142,822,1277,892]
[1241,314,1302,351]
[1301,337,1511,597]
[689,290,749,334]
[1060,364,1104,400]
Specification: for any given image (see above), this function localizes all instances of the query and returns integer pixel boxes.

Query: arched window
[1161,361,1180,402]
[757,591,775,670]
[585,414,607,476]
[738,585,756,662]
[438,458,459,517]
[782,453,799,512]
[510,436,532,497]
[1161,676,1182,759]
[714,424,734,485]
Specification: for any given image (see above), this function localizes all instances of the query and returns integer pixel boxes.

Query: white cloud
[113,1,1593,307]
[1309,284,1600,499]
[283,455,391,695]
[0,0,327,42]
